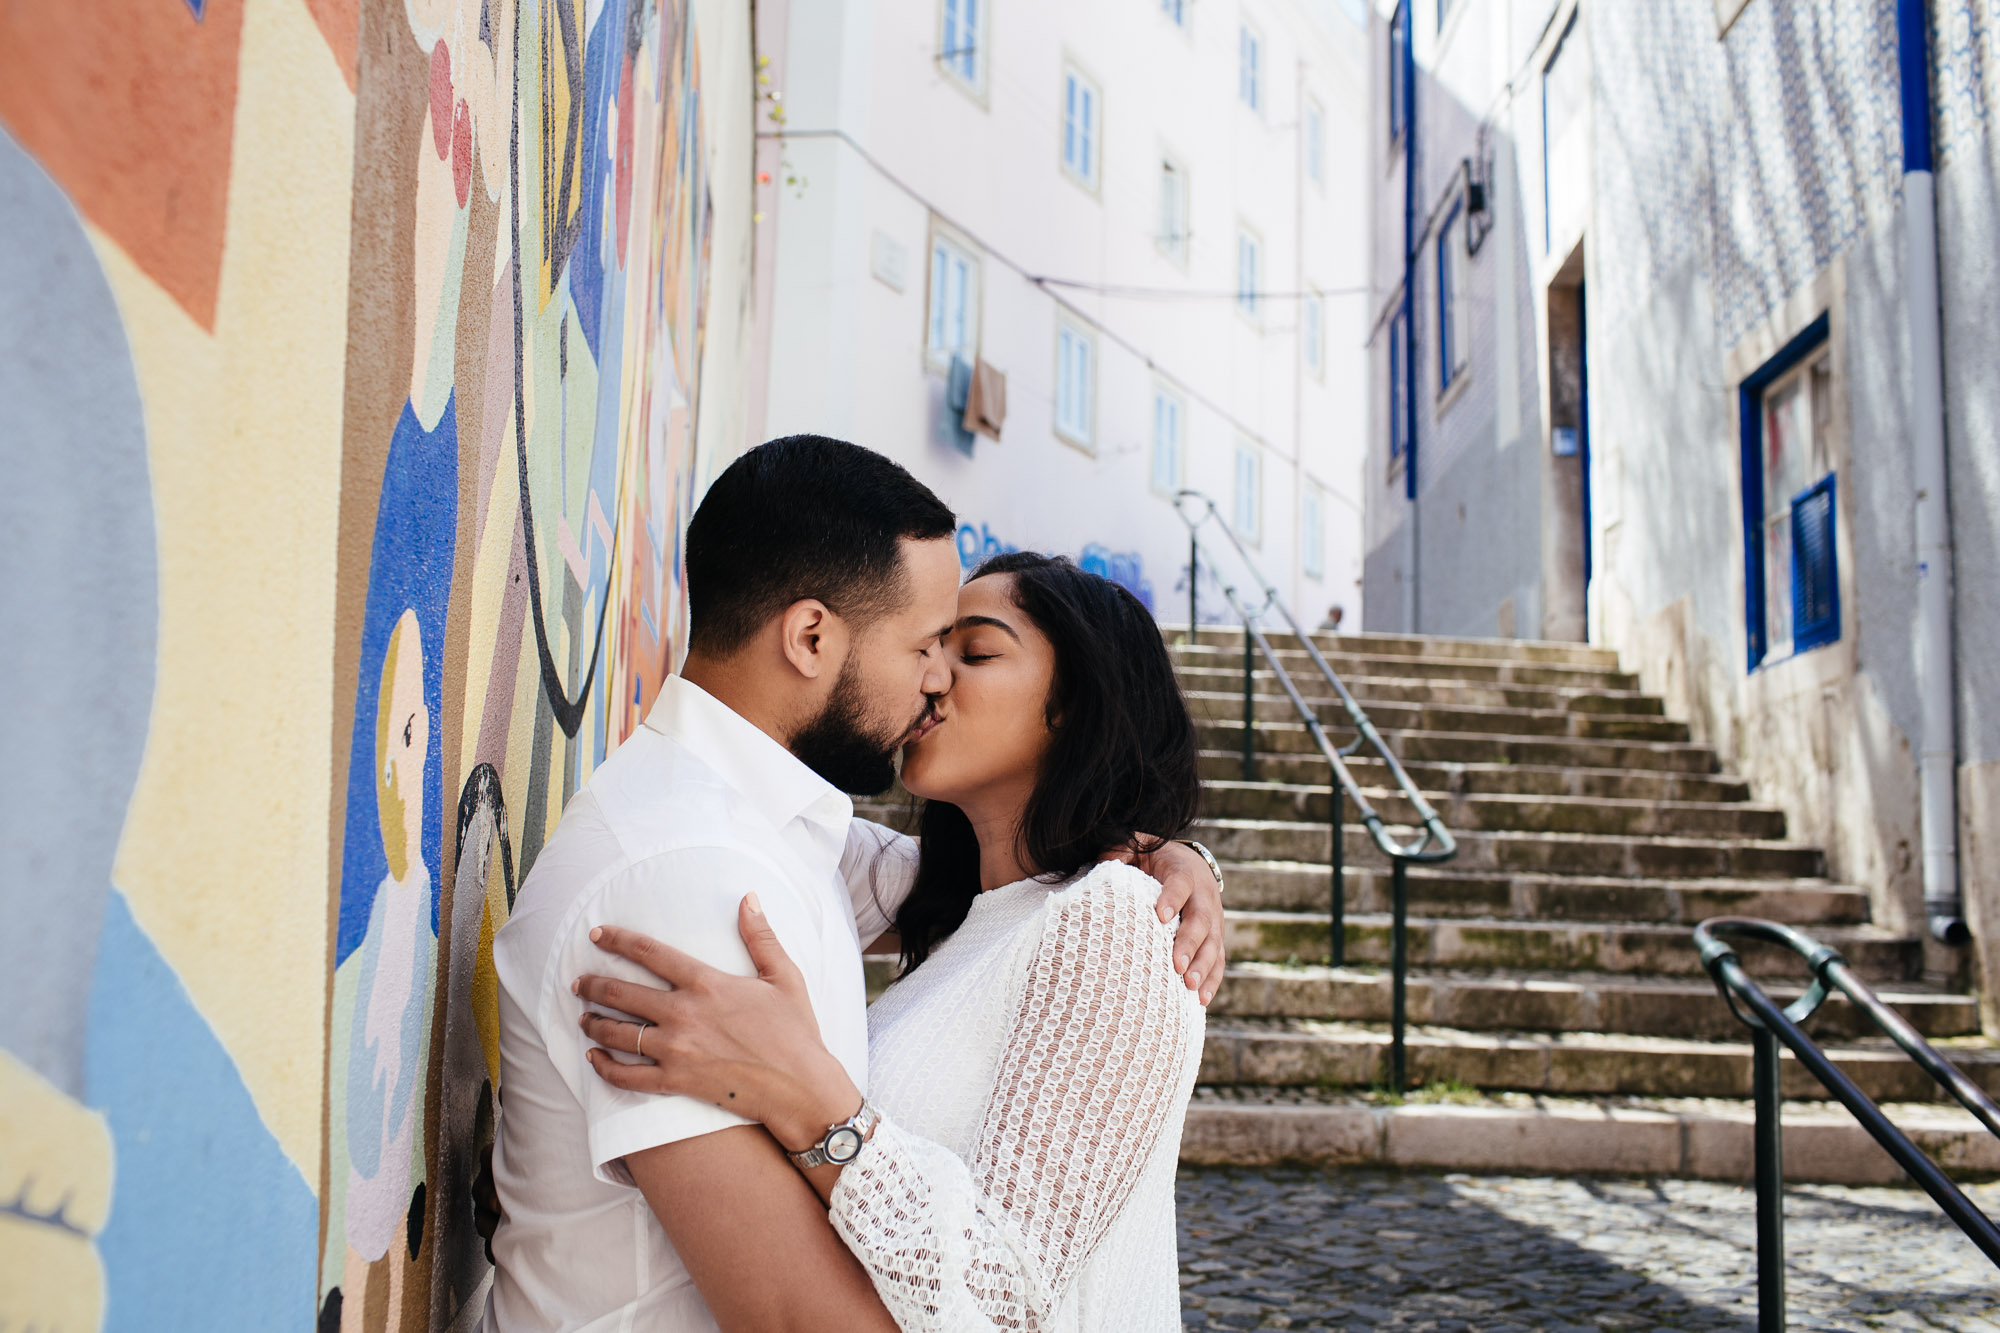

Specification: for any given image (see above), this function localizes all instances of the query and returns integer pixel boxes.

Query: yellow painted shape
[102,0,355,1192]
[0,1049,111,1332]
[0,1212,104,1333]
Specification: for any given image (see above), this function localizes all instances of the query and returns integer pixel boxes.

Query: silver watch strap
[1175,838,1225,897]
[787,1099,882,1170]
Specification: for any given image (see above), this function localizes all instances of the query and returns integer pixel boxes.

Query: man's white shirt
[481,676,914,1332]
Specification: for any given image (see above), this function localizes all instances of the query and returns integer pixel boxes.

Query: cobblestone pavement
[1178,1167,2000,1331]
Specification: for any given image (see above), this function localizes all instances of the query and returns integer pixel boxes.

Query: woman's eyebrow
[954,614,1022,643]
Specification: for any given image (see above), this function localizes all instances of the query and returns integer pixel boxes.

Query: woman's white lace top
[828,860,1205,1331]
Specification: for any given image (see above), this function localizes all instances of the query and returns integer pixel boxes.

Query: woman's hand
[576,894,862,1155]
[1107,838,1226,1004]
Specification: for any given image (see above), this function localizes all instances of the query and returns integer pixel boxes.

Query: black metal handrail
[1176,489,1456,1089]
[1692,916,2000,1330]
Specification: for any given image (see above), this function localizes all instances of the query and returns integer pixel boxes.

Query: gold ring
[636,1024,647,1059]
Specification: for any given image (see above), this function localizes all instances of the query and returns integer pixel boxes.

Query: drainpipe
[1898,0,1967,946]
[1400,0,1420,633]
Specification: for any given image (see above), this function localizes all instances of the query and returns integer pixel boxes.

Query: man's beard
[791,659,928,796]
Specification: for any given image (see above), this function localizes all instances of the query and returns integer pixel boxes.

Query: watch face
[825,1126,865,1164]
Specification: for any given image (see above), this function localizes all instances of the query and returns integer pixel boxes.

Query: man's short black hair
[685,435,958,656]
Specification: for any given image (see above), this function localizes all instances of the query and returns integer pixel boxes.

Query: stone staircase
[1166,627,1999,1183]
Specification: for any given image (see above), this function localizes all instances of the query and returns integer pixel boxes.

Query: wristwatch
[1175,838,1225,897]
[786,1099,882,1170]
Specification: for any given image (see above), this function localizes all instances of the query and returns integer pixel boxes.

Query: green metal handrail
[1176,489,1455,1089]
[1693,917,2000,1330]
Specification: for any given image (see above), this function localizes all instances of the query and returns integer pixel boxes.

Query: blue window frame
[1738,314,1838,668]
[1792,475,1840,653]
[941,0,981,88]
[1388,306,1408,463]
[1388,3,1407,145]
[1437,201,1464,391]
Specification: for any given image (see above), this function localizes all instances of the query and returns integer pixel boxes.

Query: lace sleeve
[827,865,1204,1330]
[841,818,920,943]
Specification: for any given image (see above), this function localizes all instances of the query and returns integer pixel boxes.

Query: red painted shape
[430,40,454,160]
[614,51,635,262]
[452,99,473,209]
[0,0,244,329]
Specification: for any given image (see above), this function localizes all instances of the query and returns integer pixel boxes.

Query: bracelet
[1174,838,1224,897]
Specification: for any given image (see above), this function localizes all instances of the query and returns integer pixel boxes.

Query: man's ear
[777,598,849,681]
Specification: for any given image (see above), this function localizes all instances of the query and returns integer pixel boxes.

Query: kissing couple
[481,436,1225,1331]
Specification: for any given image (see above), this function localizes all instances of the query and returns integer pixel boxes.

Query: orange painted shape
[301,0,359,91]
[0,0,244,330]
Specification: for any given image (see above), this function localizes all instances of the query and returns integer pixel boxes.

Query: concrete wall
[0,1,753,1327]
[752,0,1374,628]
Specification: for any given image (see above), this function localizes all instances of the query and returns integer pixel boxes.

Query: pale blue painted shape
[88,890,318,1331]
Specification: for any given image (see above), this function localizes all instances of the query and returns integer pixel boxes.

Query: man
[482,437,1222,1331]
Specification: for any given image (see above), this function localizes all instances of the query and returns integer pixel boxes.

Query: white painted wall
[751,0,1372,627]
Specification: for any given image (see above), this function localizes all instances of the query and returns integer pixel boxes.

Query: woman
[579,552,1208,1330]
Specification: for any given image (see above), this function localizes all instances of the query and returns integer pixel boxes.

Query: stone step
[1219,860,1870,924]
[1199,752,1752,803]
[1195,818,1827,879]
[1171,627,1622,668]
[1196,719,1720,773]
[1170,643,1639,691]
[1201,780,1788,840]
[1209,962,1981,1041]
[1173,667,1668,716]
[1178,1087,2000,1186]
[1197,1018,2000,1104]
[1186,691,1693,744]
[1220,911,1918,981]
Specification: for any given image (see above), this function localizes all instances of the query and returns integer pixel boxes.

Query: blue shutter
[1790,474,1840,653]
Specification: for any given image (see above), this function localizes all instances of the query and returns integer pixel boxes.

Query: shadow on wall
[0,0,731,1328]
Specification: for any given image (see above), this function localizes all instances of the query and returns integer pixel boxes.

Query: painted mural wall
[0,0,752,1328]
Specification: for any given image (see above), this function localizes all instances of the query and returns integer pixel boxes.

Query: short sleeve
[840,819,919,944]
[538,846,823,1186]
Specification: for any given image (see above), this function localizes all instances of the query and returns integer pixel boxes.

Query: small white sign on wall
[870,231,908,292]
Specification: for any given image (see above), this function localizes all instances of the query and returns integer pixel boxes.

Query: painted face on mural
[790,536,960,795]
[899,573,1059,809]
[375,609,430,883]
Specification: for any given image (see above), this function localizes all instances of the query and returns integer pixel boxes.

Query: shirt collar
[642,675,854,850]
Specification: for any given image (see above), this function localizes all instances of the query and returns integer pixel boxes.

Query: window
[1151,386,1185,496]
[1542,14,1585,254]
[926,233,979,370]
[1303,290,1324,378]
[1740,323,1838,665]
[1055,318,1096,449]
[1162,0,1187,26]
[1157,156,1189,262]
[1302,485,1325,579]
[939,0,983,92]
[1239,23,1263,112]
[1437,201,1467,392]
[1233,441,1263,543]
[1062,67,1101,190]
[1388,305,1409,464]
[1305,97,1325,186]
[1236,228,1261,319]
[1388,3,1407,146]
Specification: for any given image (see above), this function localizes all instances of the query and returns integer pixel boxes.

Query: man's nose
[922,651,953,697]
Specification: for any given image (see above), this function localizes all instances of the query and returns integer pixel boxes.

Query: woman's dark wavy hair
[893,551,1202,974]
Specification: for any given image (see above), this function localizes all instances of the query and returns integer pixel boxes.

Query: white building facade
[748,0,1373,623]
[1361,0,2000,1016]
